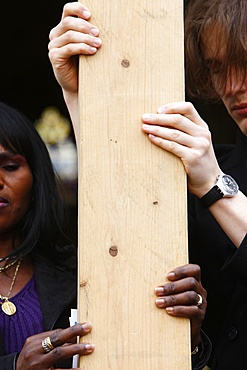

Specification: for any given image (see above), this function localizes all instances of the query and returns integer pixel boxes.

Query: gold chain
[0,259,22,301]
[0,258,20,273]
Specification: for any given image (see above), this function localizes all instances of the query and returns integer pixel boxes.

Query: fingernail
[88,46,97,53]
[90,27,99,36]
[142,113,152,121]
[85,343,95,351]
[167,271,175,279]
[157,107,165,114]
[155,287,163,295]
[83,10,91,18]
[166,307,174,314]
[93,38,102,47]
[156,298,165,307]
[83,322,92,332]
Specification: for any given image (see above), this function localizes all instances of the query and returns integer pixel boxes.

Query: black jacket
[189,128,247,369]
[0,246,77,370]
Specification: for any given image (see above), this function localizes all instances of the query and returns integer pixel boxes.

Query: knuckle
[205,128,212,140]
[30,361,42,370]
[176,264,187,276]
[169,141,178,151]
[69,324,78,335]
[48,49,56,62]
[171,130,181,140]
[173,114,182,126]
[22,350,35,364]
[64,29,79,43]
[24,336,33,347]
[186,290,197,302]
[21,348,39,368]
[64,30,73,42]
[199,138,210,151]
[188,277,197,290]
[63,17,73,30]
[167,295,176,305]
[50,329,63,347]
[28,364,38,370]
[63,2,70,13]
[52,347,63,360]
[48,29,54,41]
[186,101,194,110]
[193,263,201,273]
[167,282,176,293]
[190,147,206,163]
[199,131,212,149]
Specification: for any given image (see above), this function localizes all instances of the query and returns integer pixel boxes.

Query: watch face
[222,175,239,195]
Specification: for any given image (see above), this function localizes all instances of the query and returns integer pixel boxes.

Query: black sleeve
[222,233,247,285]
[0,353,19,370]
[192,330,212,370]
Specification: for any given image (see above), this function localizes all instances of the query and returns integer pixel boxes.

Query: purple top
[0,276,44,354]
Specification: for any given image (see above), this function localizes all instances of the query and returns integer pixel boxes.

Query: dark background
[0,0,70,122]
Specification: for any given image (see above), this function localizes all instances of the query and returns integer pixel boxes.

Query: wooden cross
[78,0,190,368]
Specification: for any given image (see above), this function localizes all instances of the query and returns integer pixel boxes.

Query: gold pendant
[1,300,16,315]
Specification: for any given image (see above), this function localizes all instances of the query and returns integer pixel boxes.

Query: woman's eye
[3,164,20,172]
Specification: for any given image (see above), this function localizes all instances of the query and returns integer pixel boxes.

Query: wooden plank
[78,0,190,368]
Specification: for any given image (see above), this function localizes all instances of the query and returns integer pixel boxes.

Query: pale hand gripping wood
[78,0,190,368]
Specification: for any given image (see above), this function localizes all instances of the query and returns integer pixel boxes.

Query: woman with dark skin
[48,3,210,369]
[0,102,94,369]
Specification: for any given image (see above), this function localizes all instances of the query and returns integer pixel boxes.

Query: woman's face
[0,145,33,236]
[202,27,247,135]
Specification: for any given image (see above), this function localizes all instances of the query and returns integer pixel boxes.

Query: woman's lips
[0,197,9,210]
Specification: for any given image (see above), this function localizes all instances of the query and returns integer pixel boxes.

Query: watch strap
[200,185,224,208]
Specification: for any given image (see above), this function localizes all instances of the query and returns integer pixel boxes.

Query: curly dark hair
[185,0,247,101]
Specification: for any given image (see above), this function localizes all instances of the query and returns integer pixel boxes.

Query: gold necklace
[0,258,20,273]
[0,259,22,316]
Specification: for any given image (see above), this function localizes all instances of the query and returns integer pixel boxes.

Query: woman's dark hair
[0,102,65,260]
[185,0,247,100]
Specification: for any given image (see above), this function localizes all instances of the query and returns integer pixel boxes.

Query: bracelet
[191,346,199,355]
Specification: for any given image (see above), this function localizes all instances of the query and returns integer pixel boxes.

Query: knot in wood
[121,59,130,68]
[109,246,118,257]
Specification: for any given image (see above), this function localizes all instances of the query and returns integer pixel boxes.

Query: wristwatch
[200,174,239,208]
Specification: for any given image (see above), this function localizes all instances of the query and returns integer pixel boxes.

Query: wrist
[63,91,80,145]
[191,333,201,352]
[200,173,239,208]
[189,171,223,199]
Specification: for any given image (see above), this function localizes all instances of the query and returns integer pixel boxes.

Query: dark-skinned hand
[155,263,207,351]
[16,322,94,370]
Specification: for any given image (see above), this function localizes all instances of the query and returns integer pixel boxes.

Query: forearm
[63,90,80,146]
[209,190,247,247]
